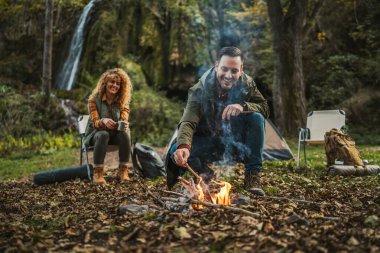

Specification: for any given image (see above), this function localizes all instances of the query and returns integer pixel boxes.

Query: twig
[178,176,191,186]
[161,190,186,197]
[258,195,323,206]
[123,227,139,241]
[185,163,202,180]
[315,216,340,221]
[162,197,181,202]
[137,179,167,208]
[191,199,260,218]
[184,164,214,201]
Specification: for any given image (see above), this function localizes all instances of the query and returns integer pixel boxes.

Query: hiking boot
[93,166,107,185]
[117,164,130,182]
[244,170,265,196]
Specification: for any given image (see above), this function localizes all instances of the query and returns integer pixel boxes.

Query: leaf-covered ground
[1,159,379,253]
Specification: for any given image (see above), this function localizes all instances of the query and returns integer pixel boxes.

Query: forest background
[0,0,379,170]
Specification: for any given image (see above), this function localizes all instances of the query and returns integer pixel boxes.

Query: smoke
[219,119,251,165]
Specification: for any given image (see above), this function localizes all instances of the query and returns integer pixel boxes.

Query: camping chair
[77,115,119,168]
[297,110,345,169]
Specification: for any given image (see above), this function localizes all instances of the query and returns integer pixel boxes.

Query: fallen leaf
[364,215,379,227]
[174,227,191,239]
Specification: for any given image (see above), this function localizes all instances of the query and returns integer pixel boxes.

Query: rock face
[0,0,249,96]
[0,3,83,86]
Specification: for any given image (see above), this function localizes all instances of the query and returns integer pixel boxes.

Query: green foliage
[130,87,183,146]
[118,57,148,91]
[0,130,78,156]
[308,54,361,109]
[0,86,67,140]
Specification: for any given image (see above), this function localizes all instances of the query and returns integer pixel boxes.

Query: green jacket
[177,68,269,147]
[83,95,122,147]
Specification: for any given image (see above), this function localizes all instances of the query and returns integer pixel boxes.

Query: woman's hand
[102,118,116,129]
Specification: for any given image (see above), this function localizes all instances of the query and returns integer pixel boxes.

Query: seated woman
[83,68,132,185]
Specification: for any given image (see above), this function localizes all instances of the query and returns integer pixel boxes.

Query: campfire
[178,164,232,208]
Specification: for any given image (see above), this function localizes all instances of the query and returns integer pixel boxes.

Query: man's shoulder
[241,72,256,87]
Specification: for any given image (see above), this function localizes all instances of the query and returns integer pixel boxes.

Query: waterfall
[57,0,99,90]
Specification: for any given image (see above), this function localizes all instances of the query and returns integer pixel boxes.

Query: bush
[130,88,183,146]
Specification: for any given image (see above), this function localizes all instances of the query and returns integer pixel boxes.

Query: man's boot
[93,166,107,185]
[117,164,130,182]
[244,170,265,196]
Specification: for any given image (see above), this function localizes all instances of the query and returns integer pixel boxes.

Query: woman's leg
[91,130,110,166]
[91,130,110,185]
[110,130,131,181]
[110,130,131,164]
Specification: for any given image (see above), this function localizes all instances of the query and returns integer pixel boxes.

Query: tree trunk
[266,0,308,136]
[42,0,53,104]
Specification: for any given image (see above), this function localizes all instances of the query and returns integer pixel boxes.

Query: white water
[57,0,99,90]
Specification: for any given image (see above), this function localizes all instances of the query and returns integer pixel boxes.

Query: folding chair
[297,110,345,169]
[78,115,120,166]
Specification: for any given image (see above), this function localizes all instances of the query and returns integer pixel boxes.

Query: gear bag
[324,128,364,166]
[132,143,166,178]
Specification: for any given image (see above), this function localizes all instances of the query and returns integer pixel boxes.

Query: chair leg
[297,129,304,169]
[303,141,307,168]
[85,146,90,167]
[80,138,83,166]
[84,146,92,181]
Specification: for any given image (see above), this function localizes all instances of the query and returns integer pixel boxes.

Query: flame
[180,177,231,208]
[209,181,231,206]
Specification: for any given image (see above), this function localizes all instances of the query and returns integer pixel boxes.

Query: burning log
[161,190,259,218]
[179,163,232,207]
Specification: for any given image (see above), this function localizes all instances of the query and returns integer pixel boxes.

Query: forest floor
[1,146,380,252]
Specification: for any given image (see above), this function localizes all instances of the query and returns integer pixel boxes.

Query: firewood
[190,199,260,218]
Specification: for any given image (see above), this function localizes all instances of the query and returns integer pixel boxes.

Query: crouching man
[167,47,269,194]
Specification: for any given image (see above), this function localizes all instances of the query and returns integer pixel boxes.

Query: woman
[83,68,132,185]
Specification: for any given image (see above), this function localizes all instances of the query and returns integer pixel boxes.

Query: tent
[263,119,293,160]
[164,119,293,161]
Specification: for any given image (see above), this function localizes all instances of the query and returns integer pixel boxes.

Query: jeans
[90,130,131,165]
[170,112,265,174]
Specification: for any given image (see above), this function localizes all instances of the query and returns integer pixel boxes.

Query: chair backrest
[306,110,345,141]
[78,115,89,136]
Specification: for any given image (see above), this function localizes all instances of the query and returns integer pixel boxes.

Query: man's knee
[247,112,265,129]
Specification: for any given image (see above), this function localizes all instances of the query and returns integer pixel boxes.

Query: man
[167,47,269,192]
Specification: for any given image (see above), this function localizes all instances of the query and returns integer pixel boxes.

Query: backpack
[324,128,364,166]
[132,143,166,178]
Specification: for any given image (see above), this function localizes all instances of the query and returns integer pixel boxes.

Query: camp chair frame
[297,110,345,169]
[77,115,93,181]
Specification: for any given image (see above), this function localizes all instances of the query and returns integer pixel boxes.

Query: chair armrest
[298,128,310,141]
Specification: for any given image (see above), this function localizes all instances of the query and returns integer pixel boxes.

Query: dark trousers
[90,130,131,165]
[170,112,265,174]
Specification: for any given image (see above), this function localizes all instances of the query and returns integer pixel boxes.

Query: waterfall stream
[57,0,99,90]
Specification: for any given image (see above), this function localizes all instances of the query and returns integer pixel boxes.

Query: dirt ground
[1,150,380,252]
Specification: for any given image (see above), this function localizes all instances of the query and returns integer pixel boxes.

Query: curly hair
[90,68,132,107]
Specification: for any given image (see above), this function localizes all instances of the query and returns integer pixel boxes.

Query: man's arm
[173,85,202,166]
[243,80,270,118]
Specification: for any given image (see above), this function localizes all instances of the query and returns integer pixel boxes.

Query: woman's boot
[118,164,130,182]
[93,166,107,185]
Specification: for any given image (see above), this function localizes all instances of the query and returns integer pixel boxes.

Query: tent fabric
[164,119,293,161]
[263,119,293,160]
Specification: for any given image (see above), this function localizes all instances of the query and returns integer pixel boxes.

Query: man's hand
[222,104,244,120]
[102,118,116,129]
[173,148,190,167]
